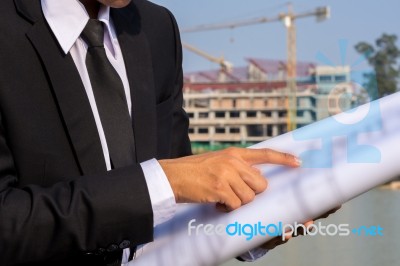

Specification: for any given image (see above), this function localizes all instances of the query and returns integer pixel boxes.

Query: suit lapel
[111,4,157,163]
[17,0,107,175]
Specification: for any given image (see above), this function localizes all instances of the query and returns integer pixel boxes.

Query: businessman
[0,0,314,265]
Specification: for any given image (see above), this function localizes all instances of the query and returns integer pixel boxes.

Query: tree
[355,33,400,99]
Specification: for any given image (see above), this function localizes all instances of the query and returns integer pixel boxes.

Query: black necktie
[81,19,136,168]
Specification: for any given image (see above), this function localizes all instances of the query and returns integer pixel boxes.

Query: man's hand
[159,147,300,211]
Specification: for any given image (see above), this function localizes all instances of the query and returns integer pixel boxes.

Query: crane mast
[284,3,297,131]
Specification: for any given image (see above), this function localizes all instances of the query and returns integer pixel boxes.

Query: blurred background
[151,1,400,265]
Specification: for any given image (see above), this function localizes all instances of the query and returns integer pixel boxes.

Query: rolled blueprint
[131,92,400,266]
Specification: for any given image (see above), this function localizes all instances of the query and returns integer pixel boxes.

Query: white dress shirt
[41,0,176,263]
[41,0,266,263]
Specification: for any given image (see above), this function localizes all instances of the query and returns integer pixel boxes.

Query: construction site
[181,4,356,153]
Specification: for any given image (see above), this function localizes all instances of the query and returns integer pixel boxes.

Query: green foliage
[191,142,252,154]
[355,33,400,98]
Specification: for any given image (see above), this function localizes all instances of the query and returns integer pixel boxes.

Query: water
[221,189,400,266]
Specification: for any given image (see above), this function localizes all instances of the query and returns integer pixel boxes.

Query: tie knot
[81,19,104,48]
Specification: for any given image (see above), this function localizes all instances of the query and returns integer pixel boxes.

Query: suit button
[94,248,106,256]
[107,244,119,253]
[119,240,131,249]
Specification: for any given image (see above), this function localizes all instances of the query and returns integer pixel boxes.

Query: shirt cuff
[140,158,177,227]
[238,247,269,262]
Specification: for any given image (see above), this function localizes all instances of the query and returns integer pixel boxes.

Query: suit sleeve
[0,111,154,265]
[166,9,193,159]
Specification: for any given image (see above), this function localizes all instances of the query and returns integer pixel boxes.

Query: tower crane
[182,4,330,131]
[182,42,233,72]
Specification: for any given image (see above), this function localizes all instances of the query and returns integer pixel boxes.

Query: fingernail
[295,157,302,166]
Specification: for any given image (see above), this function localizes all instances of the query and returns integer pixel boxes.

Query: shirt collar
[41,0,112,54]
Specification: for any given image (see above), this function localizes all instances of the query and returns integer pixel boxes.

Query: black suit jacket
[0,0,191,265]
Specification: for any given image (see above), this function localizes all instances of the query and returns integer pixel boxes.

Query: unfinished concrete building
[184,58,352,152]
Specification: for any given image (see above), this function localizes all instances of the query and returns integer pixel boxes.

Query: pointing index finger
[239,148,301,167]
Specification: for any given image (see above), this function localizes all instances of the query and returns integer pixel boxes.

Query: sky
[150,0,400,77]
